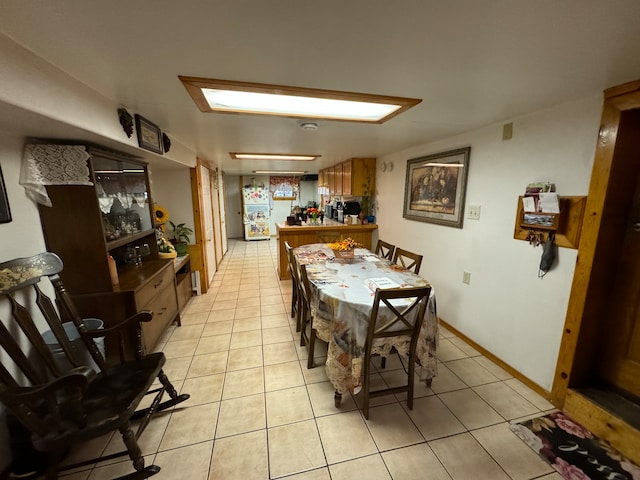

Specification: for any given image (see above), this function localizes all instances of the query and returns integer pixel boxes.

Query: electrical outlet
[462,271,471,284]
[467,205,481,220]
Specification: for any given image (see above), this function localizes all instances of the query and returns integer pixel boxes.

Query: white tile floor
[60,239,563,480]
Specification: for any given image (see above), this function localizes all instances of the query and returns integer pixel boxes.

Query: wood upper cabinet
[318,158,375,198]
[334,163,343,196]
[327,166,336,195]
[343,157,375,196]
[342,160,353,196]
[318,169,326,188]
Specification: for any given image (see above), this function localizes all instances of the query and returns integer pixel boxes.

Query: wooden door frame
[551,79,640,464]
[189,157,219,294]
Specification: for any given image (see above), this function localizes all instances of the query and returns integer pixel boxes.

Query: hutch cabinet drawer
[141,282,178,353]
[135,263,175,309]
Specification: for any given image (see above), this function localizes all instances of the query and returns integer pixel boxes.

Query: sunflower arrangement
[154,204,170,229]
[327,237,363,251]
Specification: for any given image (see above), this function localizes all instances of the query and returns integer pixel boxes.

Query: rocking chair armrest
[84,311,153,339]
[1,366,94,404]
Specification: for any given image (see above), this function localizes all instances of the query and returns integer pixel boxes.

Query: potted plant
[169,221,193,257]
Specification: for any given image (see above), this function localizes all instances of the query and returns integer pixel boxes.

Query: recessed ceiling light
[179,76,421,124]
[253,170,307,175]
[230,152,319,161]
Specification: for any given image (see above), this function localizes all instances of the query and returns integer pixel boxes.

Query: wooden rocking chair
[0,252,189,479]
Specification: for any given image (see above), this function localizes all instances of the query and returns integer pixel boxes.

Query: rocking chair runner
[0,252,189,479]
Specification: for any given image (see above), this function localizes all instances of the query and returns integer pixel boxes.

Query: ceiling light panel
[230,152,319,161]
[179,76,421,124]
[253,170,307,174]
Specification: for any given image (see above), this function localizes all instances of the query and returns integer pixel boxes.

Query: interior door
[200,164,217,286]
[210,170,224,266]
[599,159,640,398]
[220,171,228,253]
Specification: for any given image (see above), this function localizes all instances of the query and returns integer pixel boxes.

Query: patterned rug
[510,411,640,480]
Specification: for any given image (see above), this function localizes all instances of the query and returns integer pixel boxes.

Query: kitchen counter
[276,220,378,280]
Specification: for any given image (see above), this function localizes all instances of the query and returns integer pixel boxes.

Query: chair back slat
[368,287,431,340]
[362,285,432,419]
[0,252,107,391]
[50,275,108,373]
[392,248,423,274]
[3,285,67,383]
[375,240,395,261]
[0,312,49,384]
[35,282,84,370]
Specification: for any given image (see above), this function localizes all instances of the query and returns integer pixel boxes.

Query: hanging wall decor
[117,108,134,138]
[135,114,163,154]
[403,147,471,228]
[162,132,171,153]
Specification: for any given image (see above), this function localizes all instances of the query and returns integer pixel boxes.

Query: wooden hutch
[37,145,187,361]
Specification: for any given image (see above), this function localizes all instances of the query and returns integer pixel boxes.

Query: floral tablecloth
[294,244,438,395]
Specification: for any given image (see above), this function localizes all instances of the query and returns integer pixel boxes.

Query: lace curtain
[20,144,92,206]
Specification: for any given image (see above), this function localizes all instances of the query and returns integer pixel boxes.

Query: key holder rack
[513,195,587,249]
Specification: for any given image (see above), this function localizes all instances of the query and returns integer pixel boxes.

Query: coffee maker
[335,201,343,223]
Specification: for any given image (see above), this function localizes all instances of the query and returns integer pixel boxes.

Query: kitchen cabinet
[37,145,181,361]
[342,157,376,196]
[334,163,343,196]
[342,160,353,196]
[318,169,327,188]
[327,166,336,195]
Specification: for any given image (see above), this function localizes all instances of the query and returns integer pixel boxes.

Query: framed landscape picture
[403,147,471,228]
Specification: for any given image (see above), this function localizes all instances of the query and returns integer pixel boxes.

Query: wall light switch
[467,205,481,220]
[503,122,513,140]
[462,272,471,284]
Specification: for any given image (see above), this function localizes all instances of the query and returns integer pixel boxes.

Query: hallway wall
[376,95,602,391]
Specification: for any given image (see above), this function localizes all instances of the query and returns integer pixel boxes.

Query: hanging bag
[539,232,557,278]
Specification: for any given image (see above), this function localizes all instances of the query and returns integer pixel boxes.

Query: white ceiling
[1,0,640,174]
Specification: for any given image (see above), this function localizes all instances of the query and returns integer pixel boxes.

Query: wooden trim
[439,319,551,400]
[549,79,640,465]
[551,101,627,406]
[189,158,209,293]
[564,388,640,466]
[178,76,421,124]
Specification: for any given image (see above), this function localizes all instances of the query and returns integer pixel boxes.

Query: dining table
[293,243,438,405]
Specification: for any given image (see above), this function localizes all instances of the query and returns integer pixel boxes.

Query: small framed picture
[0,165,12,223]
[134,114,163,154]
[403,147,471,228]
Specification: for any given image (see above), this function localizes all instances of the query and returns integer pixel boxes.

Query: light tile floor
[60,239,562,480]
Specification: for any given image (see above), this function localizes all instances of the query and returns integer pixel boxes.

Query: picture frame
[403,146,471,228]
[134,114,163,154]
[0,164,12,223]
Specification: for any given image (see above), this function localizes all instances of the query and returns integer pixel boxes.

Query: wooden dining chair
[298,263,332,368]
[392,248,423,274]
[375,239,395,260]
[0,252,189,479]
[361,286,432,419]
[284,242,301,331]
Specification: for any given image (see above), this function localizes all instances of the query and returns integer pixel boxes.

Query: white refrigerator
[242,187,271,241]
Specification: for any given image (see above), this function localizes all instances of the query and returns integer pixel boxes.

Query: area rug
[510,411,640,480]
